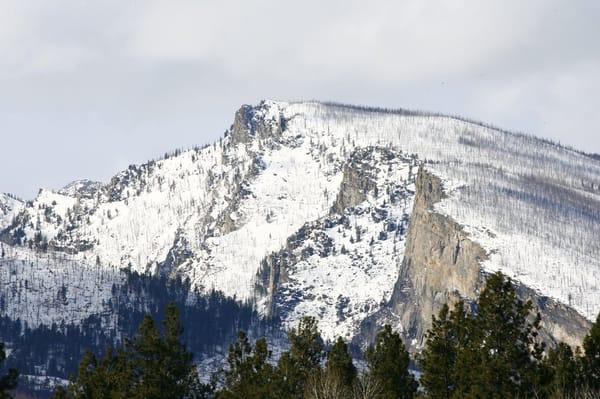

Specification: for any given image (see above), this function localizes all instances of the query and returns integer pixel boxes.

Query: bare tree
[305,370,351,399]
[352,372,383,399]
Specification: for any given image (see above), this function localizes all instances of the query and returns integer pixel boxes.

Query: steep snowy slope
[257,147,418,340]
[0,244,123,327]
[1,100,599,344]
[0,193,23,231]
[273,102,600,322]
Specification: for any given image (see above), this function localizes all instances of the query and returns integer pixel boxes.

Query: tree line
[1,271,599,398]
[0,270,275,391]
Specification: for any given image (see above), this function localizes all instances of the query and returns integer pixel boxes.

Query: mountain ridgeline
[1,100,599,393]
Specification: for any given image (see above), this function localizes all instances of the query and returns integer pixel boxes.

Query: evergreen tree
[0,342,18,399]
[275,316,324,398]
[217,332,276,399]
[56,348,133,399]
[51,386,68,399]
[53,304,201,399]
[126,304,200,399]
[545,342,581,396]
[419,303,460,399]
[158,303,199,398]
[325,337,356,388]
[463,272,545,398]
[583,311,600,390]
[127,314,165,399]
[443,300,474,399]
[365,325,416,399]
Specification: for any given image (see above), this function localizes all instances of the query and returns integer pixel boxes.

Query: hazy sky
[1,1,599,199]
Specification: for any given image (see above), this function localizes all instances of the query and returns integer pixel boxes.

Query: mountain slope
[1,100,599,350]
[0,193,23,231]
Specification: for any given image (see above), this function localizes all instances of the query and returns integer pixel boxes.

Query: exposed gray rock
[213,154,266,236]
[230,102,286,146]
[331,147,380,214]
[58,180,103,199]
[355,166,591,351]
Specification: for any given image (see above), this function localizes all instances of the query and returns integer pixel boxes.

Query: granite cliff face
[383,166,486,345]
[356,166,590,350]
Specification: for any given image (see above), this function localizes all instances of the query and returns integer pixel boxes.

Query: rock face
[516,284,591,348]
[331,147,382,214]
[356,166,591,350]
[387,166,486,344]
[230,104,286,146]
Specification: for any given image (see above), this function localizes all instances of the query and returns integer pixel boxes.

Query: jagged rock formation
[363,166,487,348]
[355,167,590,350]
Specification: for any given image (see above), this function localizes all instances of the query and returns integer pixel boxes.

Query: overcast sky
[1,0,599,199]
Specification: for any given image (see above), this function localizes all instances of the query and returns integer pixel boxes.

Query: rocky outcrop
[230,103,286,146]
[379,166,485,347]
[212,104,280,236]
[356,166,590,351]
[331,148,380,214]
[212,154,266,236]
[516,284,591,349]
[58,180,103,199]
[255,220,332,316]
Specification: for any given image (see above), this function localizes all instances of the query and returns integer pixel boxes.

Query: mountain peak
[1,99,599,346]
[58,179,103,199]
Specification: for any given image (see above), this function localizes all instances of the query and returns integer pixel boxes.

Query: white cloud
[0,0,598,198]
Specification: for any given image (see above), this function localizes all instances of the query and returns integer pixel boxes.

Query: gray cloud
[1,0,599,199]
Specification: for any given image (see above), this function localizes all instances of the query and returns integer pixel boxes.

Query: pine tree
[53,304,200,399]
[365,325,417,399]
[127,305,200,399]
[218,332,276,399]
[57,348,132,399]
[463,272,545,398]
[419,303,459,399]
[128,314,164,399]
[275,316,324,398]
[0,342,18,399]
[545,342,581,396]
[50,386,68,399]
[583,311,600,390]
[159,303,199,398]
[220,331,253,396]
[325,337,356,388]
[444,300,474,399]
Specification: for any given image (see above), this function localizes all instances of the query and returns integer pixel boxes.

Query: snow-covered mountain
[1,100,599,352]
